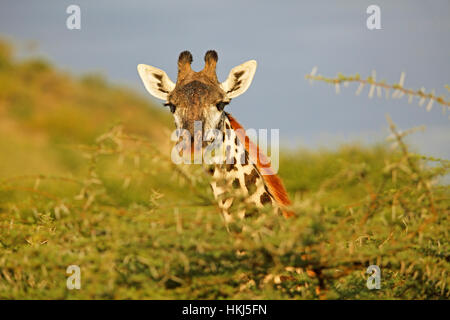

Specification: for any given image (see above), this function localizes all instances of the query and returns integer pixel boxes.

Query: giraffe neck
[207,114,276,222]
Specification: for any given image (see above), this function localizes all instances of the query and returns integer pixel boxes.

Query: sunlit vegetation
[0,40,448,299]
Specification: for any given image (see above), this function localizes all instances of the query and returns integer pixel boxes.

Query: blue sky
[1,0,449,157]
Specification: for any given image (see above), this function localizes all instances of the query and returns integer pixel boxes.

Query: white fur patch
[137,64,175,100]
[220,60,257,99]
[203,105,224,134]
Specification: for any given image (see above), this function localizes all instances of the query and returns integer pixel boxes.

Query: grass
[0,40,448,299]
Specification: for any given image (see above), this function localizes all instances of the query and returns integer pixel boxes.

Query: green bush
[0,40,448,299]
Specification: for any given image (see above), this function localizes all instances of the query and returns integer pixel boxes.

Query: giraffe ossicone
[137,50,294,222]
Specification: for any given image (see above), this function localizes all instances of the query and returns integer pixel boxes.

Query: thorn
[369,84,375,98]
[426,99,434,111]
[309,67,318,85]
[419,96,426,107]
[399,72,406,87]
[392,90,398,99]
[408,94,413,104]
[377,86,382,98]
[355,83,365,95]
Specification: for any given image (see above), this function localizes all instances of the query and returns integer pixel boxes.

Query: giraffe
[137,50,294,223]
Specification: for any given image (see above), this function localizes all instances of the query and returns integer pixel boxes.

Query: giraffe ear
[137,64,175,100]
[220,60,257,99]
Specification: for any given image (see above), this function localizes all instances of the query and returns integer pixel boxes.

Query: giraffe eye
[215,101,229,111]
[164,103,176,113]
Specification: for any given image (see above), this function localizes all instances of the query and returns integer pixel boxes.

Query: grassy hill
[0,40,448,299]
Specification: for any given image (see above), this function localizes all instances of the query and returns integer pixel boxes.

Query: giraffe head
[137,51,257,143]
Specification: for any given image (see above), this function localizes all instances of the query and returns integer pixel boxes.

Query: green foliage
[0,40,448,299]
